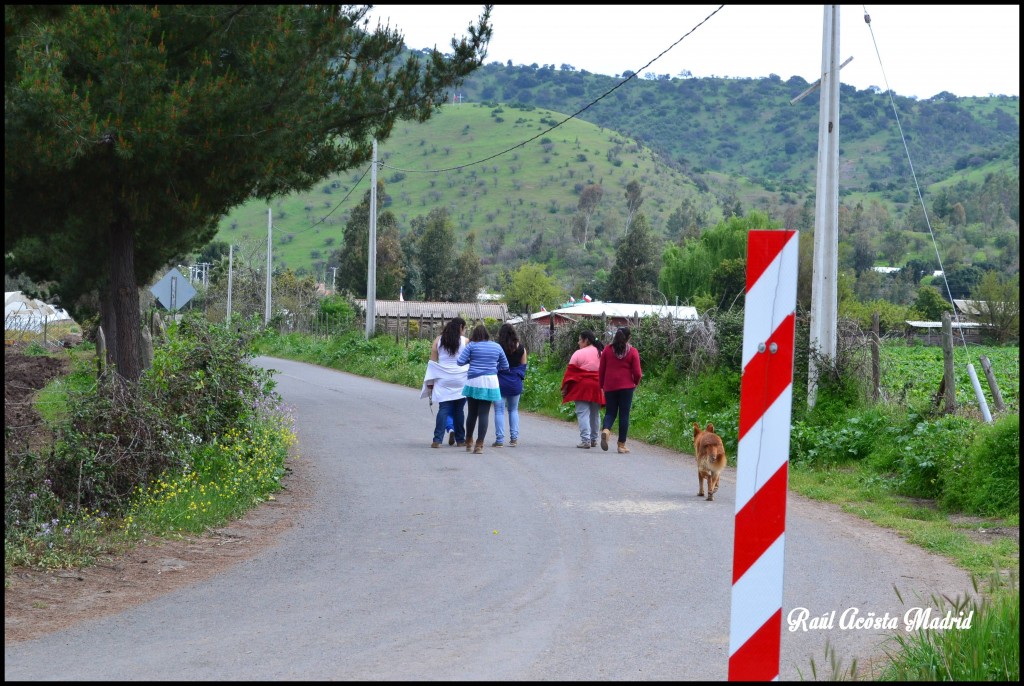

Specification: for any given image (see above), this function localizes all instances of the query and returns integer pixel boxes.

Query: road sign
[150,267,197,311]
[729,230,798,681]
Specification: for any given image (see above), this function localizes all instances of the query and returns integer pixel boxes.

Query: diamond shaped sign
[150,268,197,311]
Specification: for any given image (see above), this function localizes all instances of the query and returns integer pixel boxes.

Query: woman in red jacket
[560,330,605,449]
[598,327,642,453]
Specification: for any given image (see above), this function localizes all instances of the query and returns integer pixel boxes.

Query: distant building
[354,298,509,324]
[507,301,699,333]
[477,290,504,303]
[952,299,998,322]
[903,319,989,345]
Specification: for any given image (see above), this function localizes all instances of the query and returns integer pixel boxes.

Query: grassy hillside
[216,102,722,290]
[213,70,1018,291]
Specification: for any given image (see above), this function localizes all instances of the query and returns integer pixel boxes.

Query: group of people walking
[423,318,642,455]
[560,327,642,453]
[423,317,527,455]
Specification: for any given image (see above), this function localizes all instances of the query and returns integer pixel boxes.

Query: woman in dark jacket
[493,323,527,448]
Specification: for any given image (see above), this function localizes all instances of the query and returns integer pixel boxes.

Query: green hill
[216,101,720,290]
[214,67,1019,292]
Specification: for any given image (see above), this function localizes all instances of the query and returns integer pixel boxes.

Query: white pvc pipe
[967,363,993,423]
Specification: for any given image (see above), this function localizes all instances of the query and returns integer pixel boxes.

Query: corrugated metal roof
[506,302,700,325]
[355,299,510,320]
[905,320,988,329]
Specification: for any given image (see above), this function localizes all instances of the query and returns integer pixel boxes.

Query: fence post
[940,311,956,414]
[871,312,880,402]
[978,355,1005,412]
[96,326,107,378]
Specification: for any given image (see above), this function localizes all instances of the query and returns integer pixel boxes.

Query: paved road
[5,357,974,680]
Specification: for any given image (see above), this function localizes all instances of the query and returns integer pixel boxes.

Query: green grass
[34,358,97,424]
[123,419,294,536]
[878,341,1020,411]
[788,463,1017,578]
[879,574,1019,681]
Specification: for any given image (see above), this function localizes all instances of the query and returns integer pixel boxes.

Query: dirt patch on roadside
[4,344,313,645]
[4,452,311,644]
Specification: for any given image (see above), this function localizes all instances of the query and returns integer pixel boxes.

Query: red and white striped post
[729,230,799,681]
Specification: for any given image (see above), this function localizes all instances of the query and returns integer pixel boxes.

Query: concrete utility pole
[265,207,272,325]
[331,266,338,294]
[365,139,378,339]
[807,4,841,409]
[226,244,234,323]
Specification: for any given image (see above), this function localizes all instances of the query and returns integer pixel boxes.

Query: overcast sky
[366,5,1020,100]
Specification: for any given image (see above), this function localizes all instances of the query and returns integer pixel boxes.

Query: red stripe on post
[728,608,783,681]
[745,230,796,293]
[732,463,788,584]
[737,313,796,441]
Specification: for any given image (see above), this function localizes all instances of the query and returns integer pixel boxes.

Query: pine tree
[332,184,405,299]
[5,5,491,380]
[416,208,459,301]
[606,214,661,303]
[452,233,484,302]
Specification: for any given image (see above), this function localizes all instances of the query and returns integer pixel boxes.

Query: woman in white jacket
[422,317,469,448]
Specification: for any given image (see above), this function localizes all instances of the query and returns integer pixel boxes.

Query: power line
[862,5,971,355]
[253,6,727,246]
[380,5,726,175]
[276,163,375,237]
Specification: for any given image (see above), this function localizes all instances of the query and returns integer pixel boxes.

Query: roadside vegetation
[4,314,294,576]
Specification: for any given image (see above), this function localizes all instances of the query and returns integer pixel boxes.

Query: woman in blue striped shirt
[457,324,509,454]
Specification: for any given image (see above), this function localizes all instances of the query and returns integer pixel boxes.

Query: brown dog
[693,422,727,502]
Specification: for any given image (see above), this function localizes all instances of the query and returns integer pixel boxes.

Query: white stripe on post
[729,230,798,682]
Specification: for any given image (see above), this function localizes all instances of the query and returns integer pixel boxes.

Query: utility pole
[226,244,234,323]
[265,207,272,326]
[365,139,378,338]
[331,266,338,294]
[807,5,841,409]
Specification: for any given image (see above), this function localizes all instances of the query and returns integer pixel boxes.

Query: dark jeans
[433,398,466,443]
[465,398,492,443]
[602,387,635,443]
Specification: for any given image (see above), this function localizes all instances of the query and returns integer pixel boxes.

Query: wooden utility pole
[941,311,956,413]
[979,355,1005,412]
[871,311,880,402]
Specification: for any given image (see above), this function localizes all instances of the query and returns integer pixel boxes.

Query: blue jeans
[433,398,466,443]
[602,387,635,443]
[493,394,521,443]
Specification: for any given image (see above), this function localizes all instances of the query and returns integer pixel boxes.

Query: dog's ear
[693,422,701,436]
[705,423,715,434]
